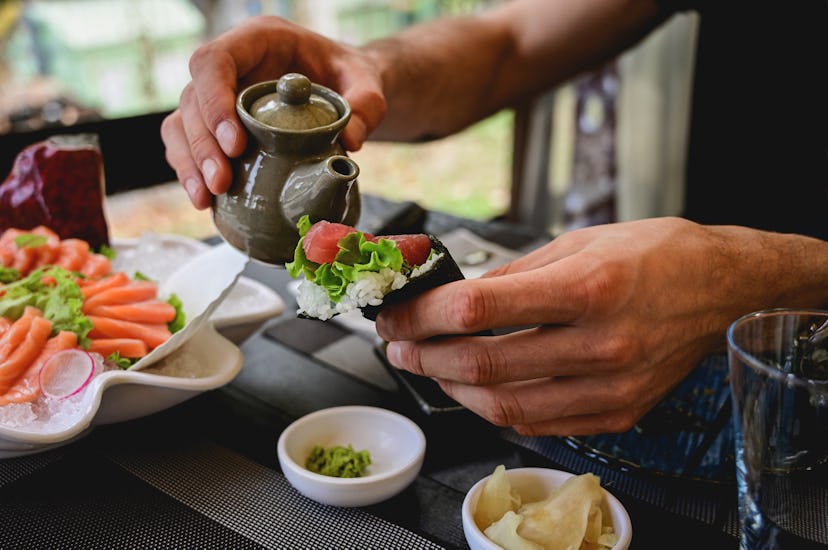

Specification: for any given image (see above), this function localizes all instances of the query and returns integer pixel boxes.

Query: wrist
[718,226,828,312]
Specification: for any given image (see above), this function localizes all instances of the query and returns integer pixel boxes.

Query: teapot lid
[248,73,340,130]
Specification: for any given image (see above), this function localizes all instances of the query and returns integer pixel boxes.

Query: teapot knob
[277,73,312,105]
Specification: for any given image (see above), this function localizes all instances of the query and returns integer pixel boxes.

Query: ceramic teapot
[213,73,361,265]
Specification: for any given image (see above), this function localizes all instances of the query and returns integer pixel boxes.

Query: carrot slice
[0,330,78,406]
[0,315,52,394]
[86,315,171,349]
[81,281,159,312]
[87,300,177,324]
[87,338,148,359]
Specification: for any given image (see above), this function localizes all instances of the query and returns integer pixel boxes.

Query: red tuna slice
[302,221,365,265]
[302,220,432,266]
[0,136,110,249]
[373,234,432,266]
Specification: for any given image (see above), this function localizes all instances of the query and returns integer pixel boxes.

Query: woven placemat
[107,439,444,549]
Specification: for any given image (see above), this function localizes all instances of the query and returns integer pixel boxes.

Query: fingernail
[216,120,237,154]
[201,158,218,190]
[183,177,200,200]
[385,341,401,367]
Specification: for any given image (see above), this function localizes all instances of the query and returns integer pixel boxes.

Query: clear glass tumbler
[728,309,828,549]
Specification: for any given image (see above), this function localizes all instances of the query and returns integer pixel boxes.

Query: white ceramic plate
[0,233,285,458]
[0,323,242,458]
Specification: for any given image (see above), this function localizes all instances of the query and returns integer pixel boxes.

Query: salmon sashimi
[30,226,61,267]
[87,337,148,359]
[53,238,90,273]
[0,330,77,406]
[0,317,11,337]
[0,247,13,268]
[79,253,112,278]
[0,227,114,278]
[81,281,160,313]
[0,227,65,275]
[10,243,36,274]
[0,307,41,359]
[78,271,129,299]
[0,229,16,251]
[0,315,52,394]
[0,228,26,260]
[87,300,177,324]
[86,315,171,349]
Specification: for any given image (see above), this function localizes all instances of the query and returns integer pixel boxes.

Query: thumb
[341,117,368,151]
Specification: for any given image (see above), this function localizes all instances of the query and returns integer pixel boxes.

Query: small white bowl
[462,467,632,550]
[277,406,426,507]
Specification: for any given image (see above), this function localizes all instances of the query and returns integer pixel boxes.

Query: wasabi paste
[306,444,372,478]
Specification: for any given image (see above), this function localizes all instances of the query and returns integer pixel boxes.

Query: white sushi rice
[296,252,444,320]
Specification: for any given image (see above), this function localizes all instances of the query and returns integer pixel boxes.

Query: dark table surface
[0,196,740,549]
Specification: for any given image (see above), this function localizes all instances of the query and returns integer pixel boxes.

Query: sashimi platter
[0,135,282,457]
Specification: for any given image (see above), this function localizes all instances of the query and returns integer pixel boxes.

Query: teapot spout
[281,155,361,227]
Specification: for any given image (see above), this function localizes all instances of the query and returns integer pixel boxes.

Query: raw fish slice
[0,316,52,394]
[128,242,248,371]
[0,330,77,406]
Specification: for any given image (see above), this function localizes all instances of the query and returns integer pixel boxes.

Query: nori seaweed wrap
[361,235,464,320]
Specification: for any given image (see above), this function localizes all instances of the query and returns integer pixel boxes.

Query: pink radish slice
[39,349,97,399]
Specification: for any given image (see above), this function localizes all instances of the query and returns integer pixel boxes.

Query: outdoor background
[0,0,512,239]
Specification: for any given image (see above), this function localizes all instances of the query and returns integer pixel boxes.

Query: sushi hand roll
[286,215,465,321]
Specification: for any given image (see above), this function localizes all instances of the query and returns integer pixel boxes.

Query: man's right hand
[160,15,387,209]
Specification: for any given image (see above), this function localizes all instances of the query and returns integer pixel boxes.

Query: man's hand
[376,218,828,435]
[160,15,386,209]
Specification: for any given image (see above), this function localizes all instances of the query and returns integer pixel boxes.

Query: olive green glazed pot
[213,73,361,265]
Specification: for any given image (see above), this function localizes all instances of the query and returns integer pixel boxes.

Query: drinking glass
[728,309,828,549]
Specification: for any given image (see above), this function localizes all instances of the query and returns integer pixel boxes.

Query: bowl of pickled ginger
[462,465,631,550]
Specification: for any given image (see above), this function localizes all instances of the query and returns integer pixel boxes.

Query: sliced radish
[39,349,97,400]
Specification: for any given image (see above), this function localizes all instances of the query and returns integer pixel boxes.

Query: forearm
[362,0,665,141]
[750,231,828,310]
[707,227,828,344]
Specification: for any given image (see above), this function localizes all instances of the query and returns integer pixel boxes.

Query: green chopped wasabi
[305,444,371,478]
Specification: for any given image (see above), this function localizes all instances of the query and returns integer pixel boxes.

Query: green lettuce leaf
[285,215,408,302]
[106,351,133,370]
[167,293,186,333]
[14,233,47,248]
[0,267,19,284]
[0,266,94,347]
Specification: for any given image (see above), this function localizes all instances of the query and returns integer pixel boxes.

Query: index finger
[375,255,590,341]
[187,38,265,158]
